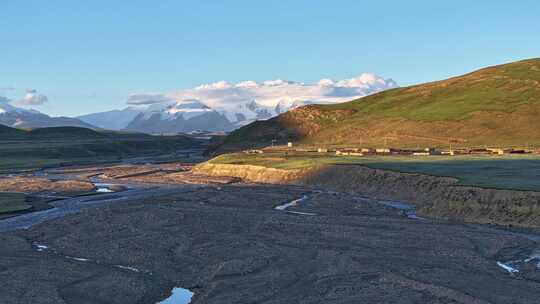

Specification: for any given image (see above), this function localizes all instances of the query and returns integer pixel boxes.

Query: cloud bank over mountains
[128,73,397,108]
[0,88,49,108]
[0,92,95,129]
[2,74,398,134]
[125,73,398,127]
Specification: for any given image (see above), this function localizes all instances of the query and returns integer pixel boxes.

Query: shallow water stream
[378,200,424,220]
[274,195,316,215]
[93,182,115,193]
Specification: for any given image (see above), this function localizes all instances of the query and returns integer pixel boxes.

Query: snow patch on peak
[0,99,16,114]
[166,100,213,119]
[171,73,393,124]
[0,97,41,115]
[144,99,214,121]
[0,95,94,129]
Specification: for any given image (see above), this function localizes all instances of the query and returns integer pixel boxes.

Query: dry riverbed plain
[1,163,540,303]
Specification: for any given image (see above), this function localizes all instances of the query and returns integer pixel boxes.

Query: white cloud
[127,73,398,123]
[13,89,48,106]
[236,80,258,88]
[195,80,233,90]
[318,78,336,87]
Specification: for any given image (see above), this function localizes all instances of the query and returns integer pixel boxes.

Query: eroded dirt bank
[0,177,95,195]
[194,163,540,228]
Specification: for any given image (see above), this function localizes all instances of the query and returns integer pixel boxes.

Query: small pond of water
[93,182,115,193]
[96,187,114,193]
[157,288,193,304]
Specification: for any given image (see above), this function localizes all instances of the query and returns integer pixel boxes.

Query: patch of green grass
[0,156,119,172]
[210,152,540,191]
[362,155,540,191]
[323,58,540,122]
[327,80,534,122]
[0,135,202,172]
[0,192,31,214]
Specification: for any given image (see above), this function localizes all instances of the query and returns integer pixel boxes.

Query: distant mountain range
[213,58,540,153]
[76,107,142,131]
[77,74,398,134]
[77,99,298,133]
[1,73,398,134]
[0,100,95,129]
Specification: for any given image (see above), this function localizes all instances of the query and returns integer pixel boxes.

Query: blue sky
[1,0,539,116]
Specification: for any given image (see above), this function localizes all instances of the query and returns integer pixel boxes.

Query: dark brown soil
[2,184,540,303]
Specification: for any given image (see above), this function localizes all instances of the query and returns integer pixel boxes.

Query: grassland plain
[0,126,203,172]
[0,192,30,214]
[215,58,540,153]
[209,152,540,191]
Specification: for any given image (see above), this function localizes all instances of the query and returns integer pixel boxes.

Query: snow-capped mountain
[78,73,398,134]
[125,99,234,134]
[162,73,398,127]
[77,106,144,130]
[0,99,96,129]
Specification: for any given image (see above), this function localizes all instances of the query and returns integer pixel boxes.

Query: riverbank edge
[193,163,540,229]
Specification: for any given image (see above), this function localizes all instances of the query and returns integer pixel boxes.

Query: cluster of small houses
[327,147,537,156]
[245,143,540,156]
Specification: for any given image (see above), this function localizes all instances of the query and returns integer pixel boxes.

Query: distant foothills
[0,73,397,134]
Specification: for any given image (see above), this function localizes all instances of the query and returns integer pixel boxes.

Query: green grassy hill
[0,124,25,138]
[26,126,107,138]
[215,58,540,152]
[0,125,204,171]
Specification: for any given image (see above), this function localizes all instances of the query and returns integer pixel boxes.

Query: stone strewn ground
[194,163,540,229]
[2,185,540,303]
